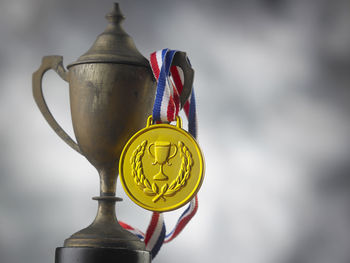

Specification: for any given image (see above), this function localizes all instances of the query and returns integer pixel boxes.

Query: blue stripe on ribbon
[164,50,176,76]
[188,90,197,138]
[184,57,197,137]
[152,49,177,122]
[151,223,166,259]
[152,49,169,121]
[161,48,167,60]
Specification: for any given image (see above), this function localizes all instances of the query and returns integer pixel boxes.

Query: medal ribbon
[119,49,199,258]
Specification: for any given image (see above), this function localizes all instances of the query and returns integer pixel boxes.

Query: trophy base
[63,196,146,250]
[55,247,151,263]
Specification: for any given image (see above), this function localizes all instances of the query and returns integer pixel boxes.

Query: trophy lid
[68,3,149,68]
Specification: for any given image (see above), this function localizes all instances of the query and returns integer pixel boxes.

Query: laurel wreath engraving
[130,140,193,202]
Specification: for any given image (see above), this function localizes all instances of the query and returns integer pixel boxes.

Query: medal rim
[119,121,205,212]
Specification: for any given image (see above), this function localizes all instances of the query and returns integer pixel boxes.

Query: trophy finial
[67,2,149,68]
[106,3,125,24]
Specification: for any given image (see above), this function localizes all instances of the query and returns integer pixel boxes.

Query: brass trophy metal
[32,3,193,263]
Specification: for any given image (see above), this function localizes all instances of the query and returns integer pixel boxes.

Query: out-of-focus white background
[1,0,350,262]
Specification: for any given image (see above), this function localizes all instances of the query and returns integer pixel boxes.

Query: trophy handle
[32,55,82,154]
[171,51,195,108]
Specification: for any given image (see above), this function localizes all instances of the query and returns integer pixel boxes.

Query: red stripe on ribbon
[173,86,180,116]
[119,221,133,230]
[171,66,182,115]
[184,101,190,117]
[171,66,183,94]
[167,95,175,122]
[150,52,160,79]
[145,212,160,244]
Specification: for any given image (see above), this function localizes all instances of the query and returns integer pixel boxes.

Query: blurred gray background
[1,0,350,262]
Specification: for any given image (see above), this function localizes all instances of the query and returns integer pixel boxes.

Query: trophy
[149,141,178,181]
[32,3,194,263]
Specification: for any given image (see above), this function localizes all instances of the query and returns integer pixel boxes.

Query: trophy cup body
[33,4,155,262]
[69,63,154,195]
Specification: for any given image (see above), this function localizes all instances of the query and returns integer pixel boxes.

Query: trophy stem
[99,166,118,196]
[154,163,168,181]
[92,196,122,224]
[57,165,151,263]
[62,165,146,250]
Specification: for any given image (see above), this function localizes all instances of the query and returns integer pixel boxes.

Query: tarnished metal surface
[33,3,154,250]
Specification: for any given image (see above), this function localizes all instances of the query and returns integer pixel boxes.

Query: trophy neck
[99,166,118,196]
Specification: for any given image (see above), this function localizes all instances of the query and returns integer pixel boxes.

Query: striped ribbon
[119,49,199,259]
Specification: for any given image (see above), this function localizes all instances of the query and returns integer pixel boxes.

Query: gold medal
[119,116,205,212]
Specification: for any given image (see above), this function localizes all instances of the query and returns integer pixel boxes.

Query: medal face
[119,116,204,212]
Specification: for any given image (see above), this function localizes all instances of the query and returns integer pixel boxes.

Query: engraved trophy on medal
[149,141,178,181]
[32,3,194,263]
